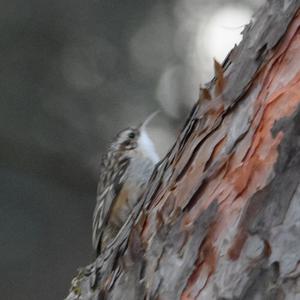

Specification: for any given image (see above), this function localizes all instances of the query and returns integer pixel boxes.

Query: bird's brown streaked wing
[92,157,130,253]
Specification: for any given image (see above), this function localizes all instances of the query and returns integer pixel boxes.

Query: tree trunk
[66,1,300,299]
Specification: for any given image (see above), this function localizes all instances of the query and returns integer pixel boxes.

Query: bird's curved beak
[139,111,160,130]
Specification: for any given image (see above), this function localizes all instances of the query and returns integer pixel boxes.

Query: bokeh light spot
[201,6,252,62]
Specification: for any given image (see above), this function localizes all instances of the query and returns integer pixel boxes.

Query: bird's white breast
[123,130,159,210]
[138,130,159,164]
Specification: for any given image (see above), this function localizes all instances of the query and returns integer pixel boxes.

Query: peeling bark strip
[66,1,300,299]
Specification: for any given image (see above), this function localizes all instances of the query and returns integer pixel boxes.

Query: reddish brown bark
[66,1,300,299]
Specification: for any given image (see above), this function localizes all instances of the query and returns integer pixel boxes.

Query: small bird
[92,112,159,255]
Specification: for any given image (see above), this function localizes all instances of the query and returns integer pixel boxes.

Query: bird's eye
[128,132,135,139]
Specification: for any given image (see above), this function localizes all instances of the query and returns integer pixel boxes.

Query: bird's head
[112,112,159,163]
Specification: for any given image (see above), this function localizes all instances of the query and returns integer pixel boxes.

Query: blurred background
[0,0,265,298]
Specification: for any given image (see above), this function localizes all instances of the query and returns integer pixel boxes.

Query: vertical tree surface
[66,0,300,299]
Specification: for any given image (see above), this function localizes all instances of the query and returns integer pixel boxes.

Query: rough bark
[66,0,300,299]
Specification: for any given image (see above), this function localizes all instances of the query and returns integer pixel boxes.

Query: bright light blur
[202,6,253,62]
[155,1,261,119]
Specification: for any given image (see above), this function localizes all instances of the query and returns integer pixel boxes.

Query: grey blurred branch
[65,1,300,299]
